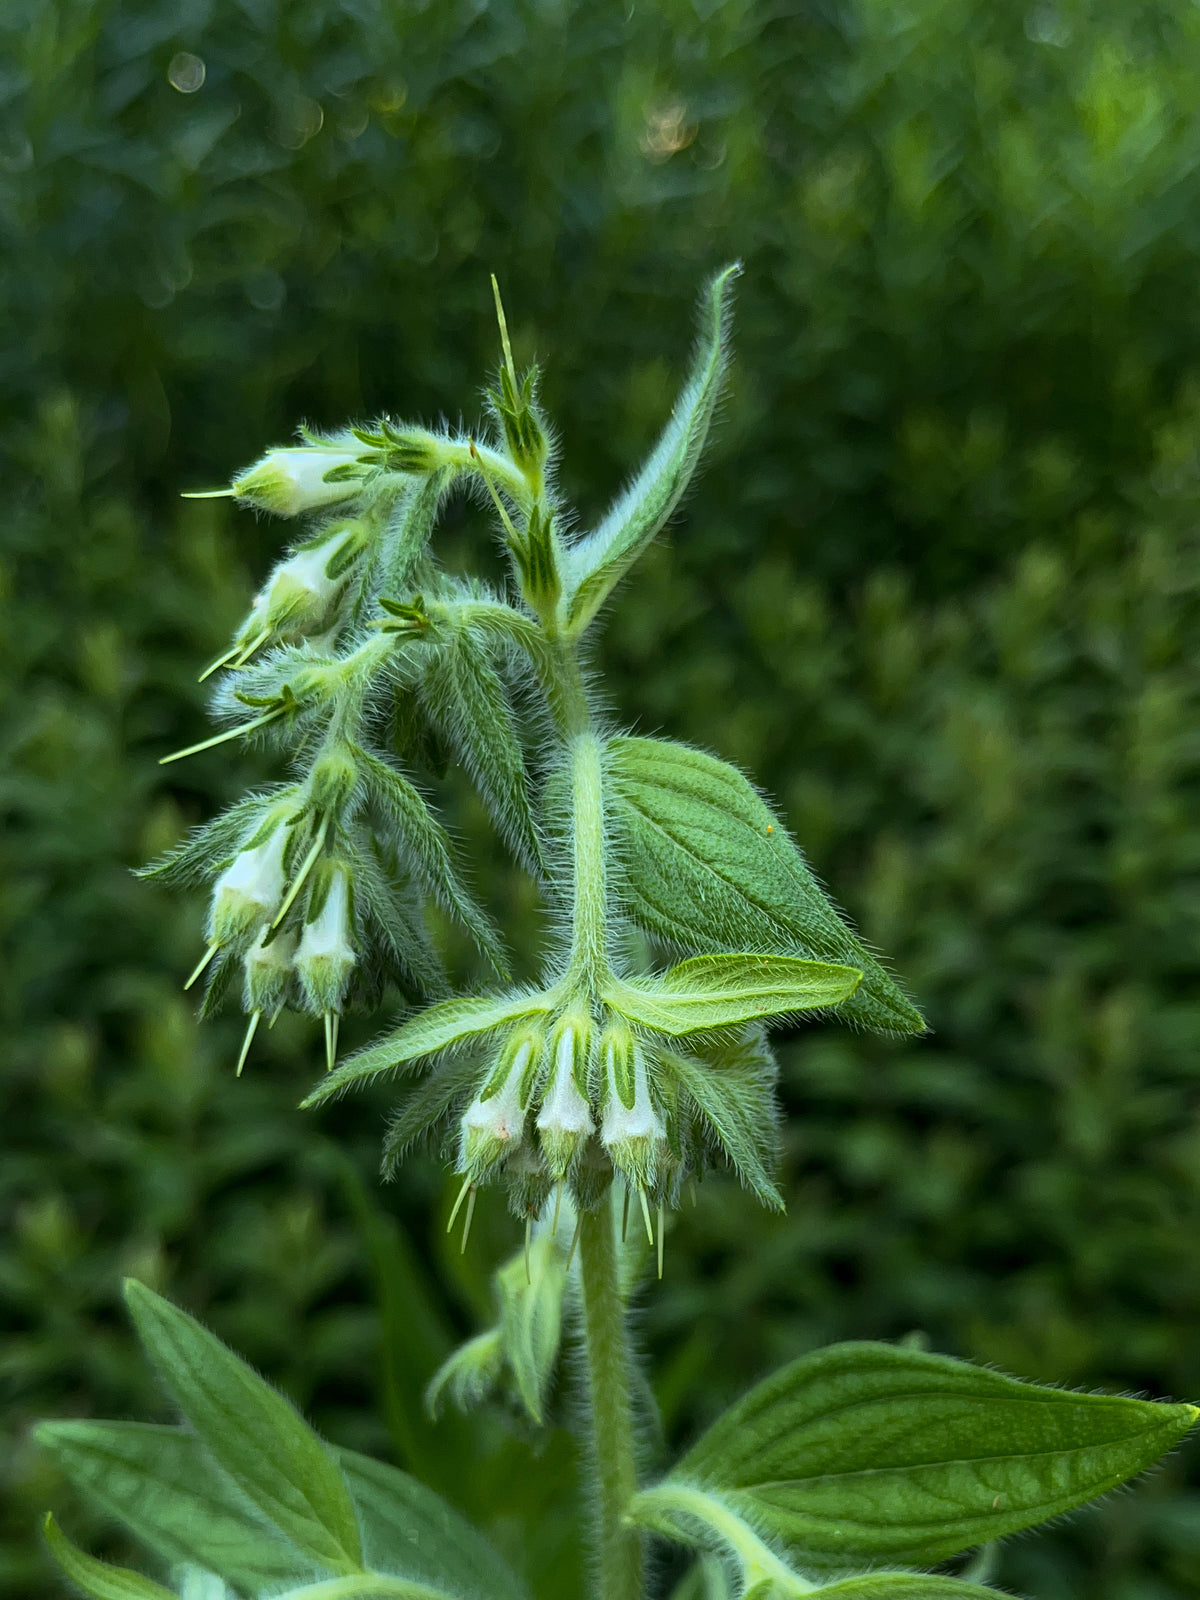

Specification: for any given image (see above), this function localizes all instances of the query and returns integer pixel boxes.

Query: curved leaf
[606,954,860,1036]
[42,1515,176,1600]
[561,265,740,635]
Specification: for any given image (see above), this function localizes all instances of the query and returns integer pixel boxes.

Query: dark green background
[6,1,1200,1595]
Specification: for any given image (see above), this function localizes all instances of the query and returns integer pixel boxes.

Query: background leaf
[332,1449,532,1600]
[672,1341,1197,1569]
[122,1281,363,1574]
[35,1421,313,1594]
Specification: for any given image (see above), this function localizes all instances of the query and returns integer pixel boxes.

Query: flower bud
[209,823,289,947]
[600,1022,665,1191]
[460,1029,543,1183]
[295,862,356,1014]
[535,1013,595,1179]
[233,447,364,518]
[308,744,359,814]
[258,531,361,636]
[242,926,296,1019]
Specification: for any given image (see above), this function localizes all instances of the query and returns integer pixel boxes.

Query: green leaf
[606,954,861,1036]
[561,264,740,635]
[660,1040,782,1210]
[808,1579,1003,1599]
[496,1230,568,1425]
[302,989,555,1107]
[355,743,510,978]
[418,623,542,874]
[425,1329,507,1420]
[607,736,925,1035]
[35,1421,312,1593]
[333,1448,532,1600]
[670,1340,1199,1569]
[122,1281,363,1575]
[42,1514,176,1600]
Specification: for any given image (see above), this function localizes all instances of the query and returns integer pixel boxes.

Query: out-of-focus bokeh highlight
[5,1,1200,1595]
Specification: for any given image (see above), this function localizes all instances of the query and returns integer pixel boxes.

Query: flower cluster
[154,267,922,1240]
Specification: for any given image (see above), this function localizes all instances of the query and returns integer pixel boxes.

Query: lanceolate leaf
[355,744,510,978]
[670,1341,1198,1570]
[561,264,740,636]
[605,954,861,1036]
[122,1281,363,1576]
[42,1515,176,1600]
[608,737,925,1035]
[661,1045,782,1210]
[382,1054,485,1176]
[35,1421,311,1593]
[418,624,542,874]
[332,1449,532,1600]
[303,989,556,1107]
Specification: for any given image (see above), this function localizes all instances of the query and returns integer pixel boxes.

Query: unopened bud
[295,863,356,1013]
[233,447,364,518]
[460,1030,543,1182]
[600,1023,665,1191]
[535,1014,595,1178]
[308,744,359,813]
[209,823,289,947]
[243,926,296,1017]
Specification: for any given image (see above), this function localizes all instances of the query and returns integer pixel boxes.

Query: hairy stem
[566,730,609,987]
[578,1196,644,1600]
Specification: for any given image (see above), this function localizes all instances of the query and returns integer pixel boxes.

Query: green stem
[566,730,609,987]
[630,1483,816,1594]
[578,1197,644,1600]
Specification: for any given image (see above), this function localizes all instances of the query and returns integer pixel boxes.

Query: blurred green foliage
[5,0,1200,1595]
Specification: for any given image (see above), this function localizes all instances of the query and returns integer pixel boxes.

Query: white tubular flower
[460,1035,539,1181]
[535,1016,595,1179]
[600,1024,665,1191]
[233,447,364,518]
[296,864,356,1014]
[209,824,289,947]
[256,539,348,635]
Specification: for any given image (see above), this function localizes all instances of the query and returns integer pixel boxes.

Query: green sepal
[34,1421,312,1593]
[418,623,542,874]
[605,953,861,1036]
[382,1054,485,1177]
[660,1038,782,1210]
[670,1340,1199,1570]
[303,989,557,1107]
[608,736,925,1035]
[354,743,510,978]
[122,1280,364,1575]
[560,264,741,636]
[42,1514,176,1600]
